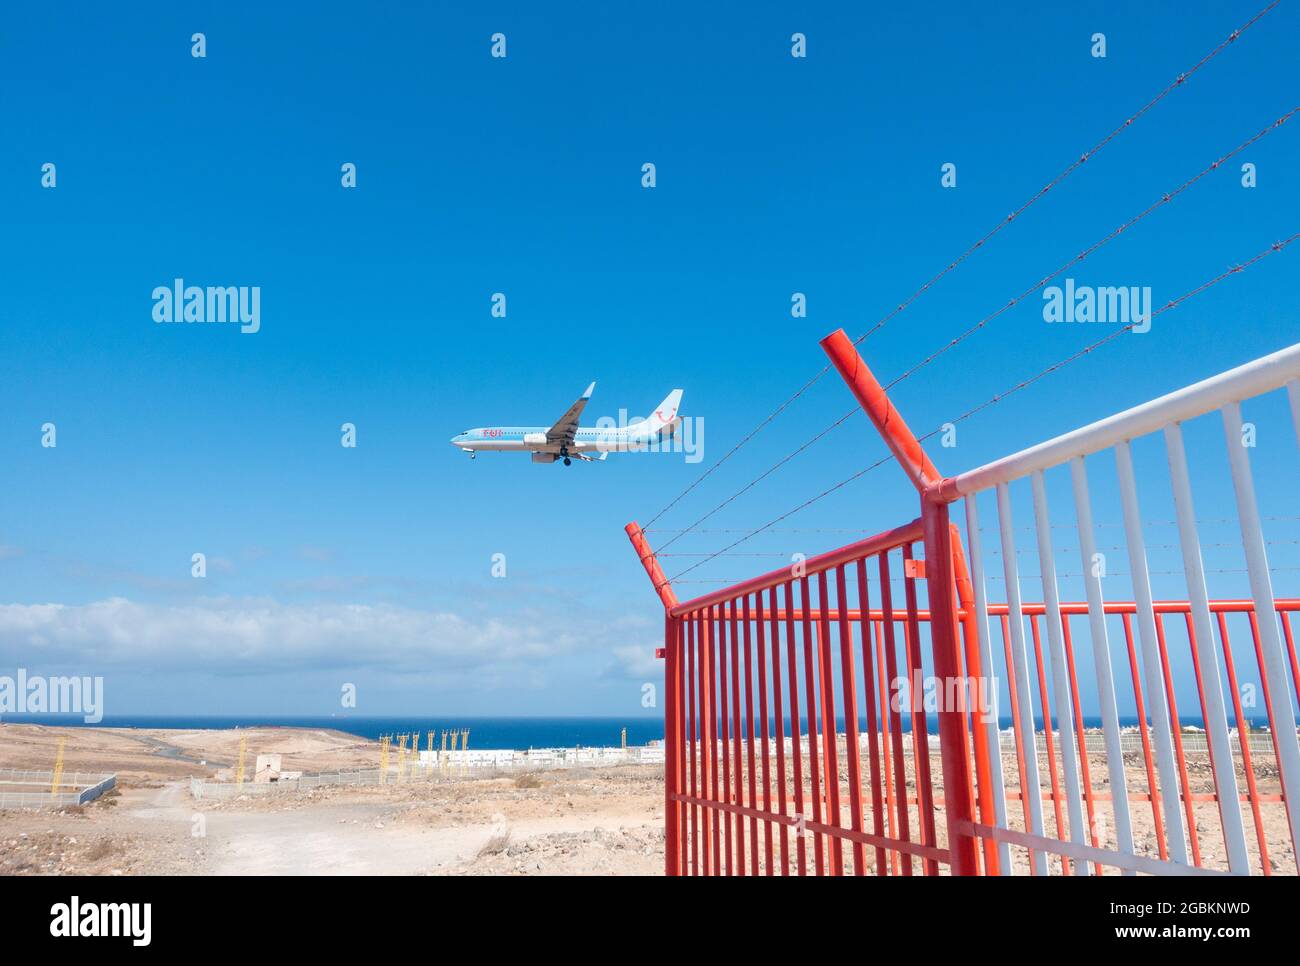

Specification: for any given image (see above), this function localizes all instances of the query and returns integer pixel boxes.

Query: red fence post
[623,522,683,875]
[664,613,683,876]
[822,328,980,875]
[921,498,981,875]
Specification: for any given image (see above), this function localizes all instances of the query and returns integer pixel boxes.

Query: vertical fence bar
[1222,401,1300,868]
[902,543,940,875]
[837,564,867,875]
[1164,423,1251,873]
[1247,610,1289,865]
[1029,615,1069,874]
[800,575,826,875]
[769,585,790,876]
[681,618,691,878]
[1115,438,1189,865]
[705,610,719,875]
[962,494,1012,874]
[997,482,1049,875]
[784,581,808,876]
[678,615,689,874]
[755,591,774,875]
[1030,469,1089,873]
[817,569,845,876]
[857,558,888,875]
[743,595,759,875]
[878,553,913,875]
[1060,619,1102,873]
[1183,612,1221,863]
[687,614,699,876]
[1122,612,1168,860]
[1001,615,1034,866]
[1283,612,1300,709]
[1218,613,1271,873]
[715,603,729,873]
[876,617,900,874]
[1069,456,1137,871]
[1155,615,1202,866]
[729,600,745,874]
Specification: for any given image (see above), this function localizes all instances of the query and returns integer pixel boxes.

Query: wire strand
[662,232,1298,584]
[653,109,1296,555]
[639,3,1280,534]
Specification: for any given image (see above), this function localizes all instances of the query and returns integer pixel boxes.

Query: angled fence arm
[819,329,941,492]
[626,521,679,612]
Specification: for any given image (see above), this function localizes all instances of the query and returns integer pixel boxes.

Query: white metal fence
[0,768,116,809]
[952,339,1300,876]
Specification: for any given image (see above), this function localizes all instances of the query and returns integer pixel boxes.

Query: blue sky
[0,1,1296,719]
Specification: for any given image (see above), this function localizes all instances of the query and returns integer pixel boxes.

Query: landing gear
[560,446,572,466]
[563,457,572,466]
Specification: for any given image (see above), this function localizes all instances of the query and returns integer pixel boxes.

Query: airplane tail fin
[642,389,684,437]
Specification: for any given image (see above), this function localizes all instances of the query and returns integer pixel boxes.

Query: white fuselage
[449,421,678,455]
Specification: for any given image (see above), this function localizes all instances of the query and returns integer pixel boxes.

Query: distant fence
[0,769,116,809]
[189,745,665,801]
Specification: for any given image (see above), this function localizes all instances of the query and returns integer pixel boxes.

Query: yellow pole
[235,734,248,787]
[50,736,66,799]
[399,733,409,779]
[440,730,449,777]
[380,735,390,784]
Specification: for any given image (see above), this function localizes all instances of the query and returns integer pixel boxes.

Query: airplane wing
[546,381,595,446]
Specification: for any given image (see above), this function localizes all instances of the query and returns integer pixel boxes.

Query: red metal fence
[628,330,1300,875]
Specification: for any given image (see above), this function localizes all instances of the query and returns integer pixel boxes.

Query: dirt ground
[0,724,664,875]
[2,723,1293,876]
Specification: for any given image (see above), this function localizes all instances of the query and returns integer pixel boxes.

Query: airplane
[449,383,684,465]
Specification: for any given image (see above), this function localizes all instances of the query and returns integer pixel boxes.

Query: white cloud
[604,643,660,679]
[0,596,594,676]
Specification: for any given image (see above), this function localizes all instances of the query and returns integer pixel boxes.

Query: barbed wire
[637,4,1278,534]
[661,232,1299,585]
[652,109,1296,555]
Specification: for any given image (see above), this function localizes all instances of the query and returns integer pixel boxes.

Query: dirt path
[2,726,666,875]
[118,733,225,768]
[205,804,492,875]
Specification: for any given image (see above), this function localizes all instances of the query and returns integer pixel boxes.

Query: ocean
[0,715,665,749]
[0,712,1270,748]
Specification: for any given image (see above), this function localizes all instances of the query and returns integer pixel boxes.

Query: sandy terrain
[2,723,1293,876]
[0,724,664,875]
